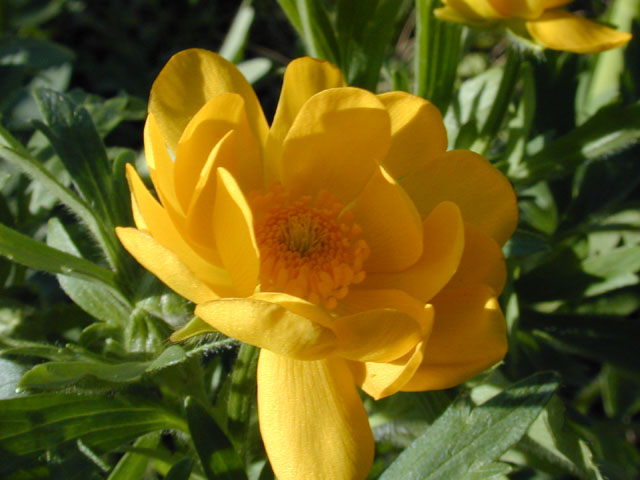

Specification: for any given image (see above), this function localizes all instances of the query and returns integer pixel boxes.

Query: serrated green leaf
[379,372,559,480]
[185,397,247,480]
[107,432,160,480]
[33,89,114,220]
[504,396,603,480]
[0,125,120,267]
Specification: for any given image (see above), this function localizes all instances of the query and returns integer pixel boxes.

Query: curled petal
[214,168,260,297]
[351,342,426,400]
[280,87,391,205]
[526,9,632,53]
[265,57,344,183]
[257,351,373,480]
[402,284,508,392]
[126,164,231,287]
[196,296,336,360]
[149,48,268,153]
[144,114,182,215]
[174,93,262,212]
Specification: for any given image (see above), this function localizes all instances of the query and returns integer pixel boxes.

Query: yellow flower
[116,49,518,480]
[435,0,632,53]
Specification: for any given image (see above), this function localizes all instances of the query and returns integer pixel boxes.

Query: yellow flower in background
[435,0,632,53]
[116,49,518,480]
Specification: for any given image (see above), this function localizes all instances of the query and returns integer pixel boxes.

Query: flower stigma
[251,183,370,309]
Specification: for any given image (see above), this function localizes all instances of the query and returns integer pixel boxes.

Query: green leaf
[18,359,149,389]
[523,313,640,373]
[334,0,412,90]
[0,37,74,70]
[170,317,218,343]
[0,222,119,289]
[165,458,195,480]
[219,2,255,63]
[217,344,262,465]
[275,0,339,63]
[513,102,640,188]
[575,0,638,124]
[414,0,463,111]
[0,393,185,461]
[33,89,114,221]
[379,372,559,480]
[107,432,160,480]
[47,218,131,325]
[0,125,120,267]
[504,397,603,480]
[185,397,247,480]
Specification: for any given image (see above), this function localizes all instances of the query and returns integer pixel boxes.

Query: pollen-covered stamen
[252,184,369,309]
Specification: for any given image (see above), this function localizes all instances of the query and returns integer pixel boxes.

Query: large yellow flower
[435,0,632,53]
[116,49,518,480]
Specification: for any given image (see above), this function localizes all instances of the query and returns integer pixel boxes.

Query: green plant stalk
[471,47,522,154]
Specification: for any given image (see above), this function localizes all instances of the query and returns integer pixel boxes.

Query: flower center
[251,184,369,309]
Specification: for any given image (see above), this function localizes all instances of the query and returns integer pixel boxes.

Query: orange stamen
[252,183,369,309]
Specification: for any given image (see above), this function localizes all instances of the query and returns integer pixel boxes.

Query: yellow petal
[350,166,423,272]
[184,130,236,247]
[280,87,391,204]
[377,92,447,180]
[338,288,434,335]
[213,168,260,297]
[490,0,545,18]
[526,9,633,53]
[126,164,233,294]
[174,93,261,212]
[350,342,425,400]
[402,284,508,391]
[116,227,218,304]
[333,309,423,363]
[434,5,491,25]
[196,296,336,359]
[265,57,344,184]
[446,222,507,294]
[443,0,505,20]
[401,149,517,246]
[144,113,183,216]
[257,351,373,480]
[251,291,334,328]
[363,201,464,303]
[149,49,268,154]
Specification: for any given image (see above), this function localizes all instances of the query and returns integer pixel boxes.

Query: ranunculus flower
[116,49,517,480]
[435,0,632,53]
